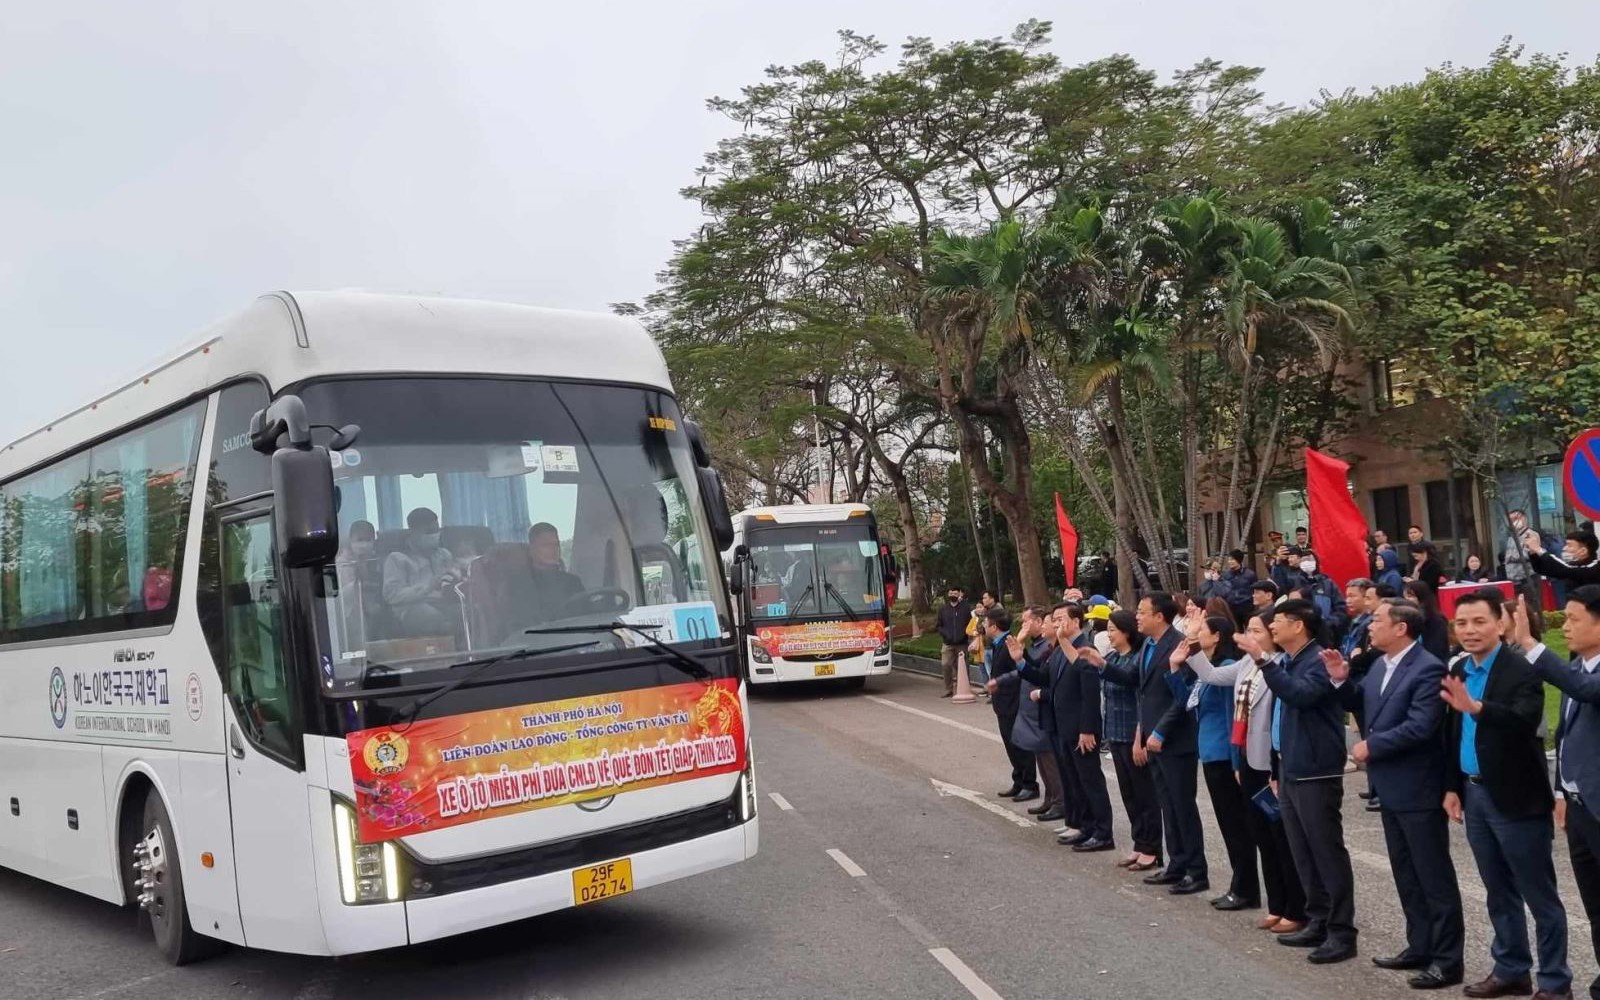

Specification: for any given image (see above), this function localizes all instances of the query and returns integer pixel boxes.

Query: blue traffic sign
[1563,429,1600,522]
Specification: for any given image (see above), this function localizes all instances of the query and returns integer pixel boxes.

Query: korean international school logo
[49,667,68,729]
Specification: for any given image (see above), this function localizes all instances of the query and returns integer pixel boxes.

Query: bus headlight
[875,637,890,656]
[739,754,757,823]
[750,639,772,664]
[333,800,402,904]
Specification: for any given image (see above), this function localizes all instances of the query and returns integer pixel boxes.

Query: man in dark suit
[1049,603,1115,852]
[1247,598,1358,965]
[1513,586,1600,1000]
[982,606,1039,802]
[1442,588,1571,1000]
[1328,599,1463,988]
[1100,593,1206,894]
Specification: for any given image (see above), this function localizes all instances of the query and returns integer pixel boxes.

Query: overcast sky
[2,1,1596,443]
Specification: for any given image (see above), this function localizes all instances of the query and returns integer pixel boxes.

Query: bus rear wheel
[131,794,214,965]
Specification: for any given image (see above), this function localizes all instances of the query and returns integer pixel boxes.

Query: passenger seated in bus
[525,521,583,619]
[335,520,380,638]
[382,507,460,635]
[824,554,867,609]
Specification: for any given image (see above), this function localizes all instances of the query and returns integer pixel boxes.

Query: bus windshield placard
[346,679,746,843]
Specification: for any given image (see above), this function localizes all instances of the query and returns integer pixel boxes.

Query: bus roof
[736,503,875,525]
[1,291,671,480]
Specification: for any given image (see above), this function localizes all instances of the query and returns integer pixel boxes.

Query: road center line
[929,947,1006,1000]
[768,791,795,812]
[826,847,868,878]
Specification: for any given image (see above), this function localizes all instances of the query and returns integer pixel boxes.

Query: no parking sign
[1563,429,1600,521]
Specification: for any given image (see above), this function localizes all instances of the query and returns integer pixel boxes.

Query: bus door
[218,510,321,953]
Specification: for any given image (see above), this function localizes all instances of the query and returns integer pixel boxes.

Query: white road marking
[929,947,1006,1000]
[866,695,1002,743]
[931,778,1036,829]
[768,791,795,812]
[826,847,868,878]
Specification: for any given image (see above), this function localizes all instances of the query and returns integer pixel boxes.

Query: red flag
[1055,492,1079,587]
[1304,448,1370,589]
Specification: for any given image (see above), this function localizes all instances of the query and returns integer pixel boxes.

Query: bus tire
[132,794,215,965]
[841,676,867,691]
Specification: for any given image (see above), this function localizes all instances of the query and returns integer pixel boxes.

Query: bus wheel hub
[132,825,168,920]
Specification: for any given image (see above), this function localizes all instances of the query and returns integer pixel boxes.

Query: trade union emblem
[362,731,410,776]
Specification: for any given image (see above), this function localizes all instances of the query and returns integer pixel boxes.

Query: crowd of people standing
[927,523,1600,998]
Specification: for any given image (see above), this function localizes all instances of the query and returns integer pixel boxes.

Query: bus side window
[222,517,299,764]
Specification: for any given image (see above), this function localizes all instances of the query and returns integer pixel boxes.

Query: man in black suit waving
[1327,599,1463,988]
[1443,588,1571,1000]
[1246,599,1358,965]
[1049,603,1116,852]
[1100,593,1207,894]
[983,606,1039,802]
[1513,586,1600,1000]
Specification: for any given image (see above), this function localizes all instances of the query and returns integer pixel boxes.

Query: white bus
[0,292,757,962]
[727,504,893,687]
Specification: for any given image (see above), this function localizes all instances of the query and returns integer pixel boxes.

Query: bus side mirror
[272,446,339,568]
[728,543,750,596]
[697,467,735,552]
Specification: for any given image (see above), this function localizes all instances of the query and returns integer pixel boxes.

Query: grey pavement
[1,667,1594,999]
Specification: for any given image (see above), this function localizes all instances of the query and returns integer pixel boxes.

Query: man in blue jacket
[1239,598,1358,965]
[1328,599,1463,988]
[1514,586,1600,1000]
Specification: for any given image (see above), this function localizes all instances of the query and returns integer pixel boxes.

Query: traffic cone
[951,654,977,703]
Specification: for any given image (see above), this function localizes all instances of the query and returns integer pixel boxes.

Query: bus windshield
[293,377,730,689]
[745,522,883,621]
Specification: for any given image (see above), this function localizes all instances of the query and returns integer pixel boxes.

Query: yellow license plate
[814,663,836,676]
[573,858,633,906]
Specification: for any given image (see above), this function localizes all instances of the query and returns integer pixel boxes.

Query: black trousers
[1238,763,1306,921]
[1152,752,1207,880]
[1110,741,1162,857]
[1203,760,1259,901]
[1565,795,1600,1000]
[1056,740,1086,829]
[1382,806,1464,972]
[996,710,1037,791]
[1281,777,1357,945]
[1062,740,1115,842]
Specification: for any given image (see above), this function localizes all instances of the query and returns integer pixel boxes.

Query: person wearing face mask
[1523,529,1600,591]
[936,586,975,698]
[382,508,459,636]
[1289,551,1349,639]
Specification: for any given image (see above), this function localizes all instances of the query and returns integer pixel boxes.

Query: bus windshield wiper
[525,623,713,681]
[823,580,858,621]
[391,640,600,726]
[788,583,816,615]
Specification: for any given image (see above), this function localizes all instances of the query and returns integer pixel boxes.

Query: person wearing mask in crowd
[1243,599,1358,965]
[1173,607,1259,913]
[936,586,975,698]
[1198,560,1230,608]
[982,607,1038,803]
[1503,510,1535,589]
[1290,551,1350,639]
[996,606,1063,821]
[1523,529,1600,590]
[1511,589,1600,1000]
[1223,549,1259,623]
[1252,579,1281,611]
[1458,553,1492,584]
[1017,604,1116,851]
[1408,540,1447,592]
[1375,547,1406,594]
[1226,609,1309,936]
[1096,593,1207,895]
[1442,589,1571,1000]
[1402,580,1452,662]
[1097,609,1162,872]
[1326,599,1464,989]
[967,597,991,691]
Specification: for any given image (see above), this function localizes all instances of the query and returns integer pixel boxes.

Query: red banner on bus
[754,620,887,658]
[346,679,747,843]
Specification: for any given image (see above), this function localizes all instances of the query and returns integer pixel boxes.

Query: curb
[892,652,942,678]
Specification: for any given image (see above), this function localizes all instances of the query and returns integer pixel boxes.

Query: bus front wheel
[131,794,214,965]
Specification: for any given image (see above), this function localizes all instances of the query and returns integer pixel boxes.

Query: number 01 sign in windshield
[346,680,746,843]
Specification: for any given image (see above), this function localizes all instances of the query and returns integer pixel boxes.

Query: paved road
[3,669,1596,999]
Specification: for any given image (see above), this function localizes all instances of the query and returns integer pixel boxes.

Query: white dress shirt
[1378,641,1418,696]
